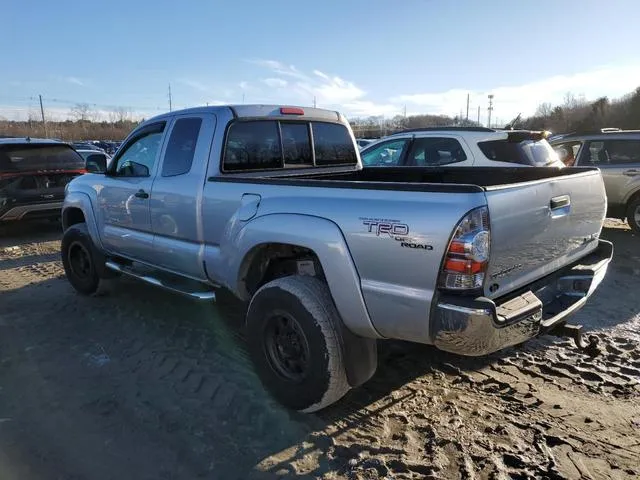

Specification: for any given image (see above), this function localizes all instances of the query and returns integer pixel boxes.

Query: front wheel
[626,198,640,234]
[246,275,350,412]
[61,223,102,295]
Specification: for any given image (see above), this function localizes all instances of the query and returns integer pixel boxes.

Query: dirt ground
[0,220,638,480]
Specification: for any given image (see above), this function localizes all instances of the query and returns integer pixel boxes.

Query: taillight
[439,206,490,291]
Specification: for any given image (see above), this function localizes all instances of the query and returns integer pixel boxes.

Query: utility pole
[403,104,407,118]
[168,83,172,112]
[38,94,48,137]
[313,96,317,108]
[477,105,480,125]
[242,93,245,104]
[466,93,470,121]
[487,94,494,128]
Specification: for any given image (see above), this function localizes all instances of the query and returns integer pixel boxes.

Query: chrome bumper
[0,202,63,221]
[430,240,613,356]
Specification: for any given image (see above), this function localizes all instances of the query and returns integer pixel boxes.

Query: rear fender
[224,213,381,340]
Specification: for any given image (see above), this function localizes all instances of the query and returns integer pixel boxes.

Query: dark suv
[0,138,86,222]
[550,129,640,233]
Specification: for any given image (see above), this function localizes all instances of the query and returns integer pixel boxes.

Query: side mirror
[86,154,107,174]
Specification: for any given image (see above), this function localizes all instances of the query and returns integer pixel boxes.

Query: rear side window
[222,120,357,171]
[478,139,559,166]
[605,140,640,165]
[406,137,467,166]
[312,122,357,165]
[0,144,85,173]
[224,121,282,171]
[162,117,202,176]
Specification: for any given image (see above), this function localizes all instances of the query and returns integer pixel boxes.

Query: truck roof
[143,104,343,125]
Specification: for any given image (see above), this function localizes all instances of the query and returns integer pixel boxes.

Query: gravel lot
[0,220,638,479]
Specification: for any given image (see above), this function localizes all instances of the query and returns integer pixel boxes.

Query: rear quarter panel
[201,180,487,343]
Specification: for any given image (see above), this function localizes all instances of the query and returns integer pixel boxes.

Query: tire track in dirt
[1,223,639,479]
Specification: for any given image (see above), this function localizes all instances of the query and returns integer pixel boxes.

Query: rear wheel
[61,223,102,295]
[246,275,349,412]
[626,197,640,234]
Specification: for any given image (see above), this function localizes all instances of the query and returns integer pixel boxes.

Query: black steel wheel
[61,223,101,295]
[246,275,349,412]
[263,311,310,382]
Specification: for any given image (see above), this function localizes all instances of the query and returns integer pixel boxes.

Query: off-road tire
[626,197,640,234]
[246,275,350,413]
[61,223,103,295]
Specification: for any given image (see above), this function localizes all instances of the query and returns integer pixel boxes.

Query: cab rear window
[222,120,356,171]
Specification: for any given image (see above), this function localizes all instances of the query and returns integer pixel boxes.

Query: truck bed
[211,166,599,191]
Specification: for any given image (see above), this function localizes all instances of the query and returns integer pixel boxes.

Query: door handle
[134,189,149,199]
[623,169,640,177]
[550,195,570,210]
[549,195,570,218]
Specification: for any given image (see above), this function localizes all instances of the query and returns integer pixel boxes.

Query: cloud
[248,59,308,80]
[66,76,84,86]
[178,79,211,93]
[393,63,640,121]
[239,81,249,90]
[252,59,392,116]
[262,78,288,88]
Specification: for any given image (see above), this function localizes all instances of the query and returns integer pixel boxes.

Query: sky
[2,0,640,125]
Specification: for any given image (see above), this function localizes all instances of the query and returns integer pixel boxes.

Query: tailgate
[483,169,606,298]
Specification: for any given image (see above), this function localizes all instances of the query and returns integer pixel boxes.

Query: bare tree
[70,103,92,121]
[535,102,553,118]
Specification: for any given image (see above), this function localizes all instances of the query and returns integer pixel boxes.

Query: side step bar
[105,261,216,301]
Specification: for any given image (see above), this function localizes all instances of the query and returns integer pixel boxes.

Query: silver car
[551,129,640,233]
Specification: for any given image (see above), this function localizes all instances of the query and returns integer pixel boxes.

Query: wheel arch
[62,192,104,250]
[227,213,380,340]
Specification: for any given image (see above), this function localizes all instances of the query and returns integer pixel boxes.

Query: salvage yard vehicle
[360,127,564,168]
[60,105,613,412]
[0,138,86,222]
[550,129,640,233]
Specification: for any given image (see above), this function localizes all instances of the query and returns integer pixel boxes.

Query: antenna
[168,83,172,112]
[504,112,522,130]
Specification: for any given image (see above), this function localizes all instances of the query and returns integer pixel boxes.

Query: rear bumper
[430,240,613,356]
[0,202,63,221]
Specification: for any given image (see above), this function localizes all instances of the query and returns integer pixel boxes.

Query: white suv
[359,127,564,168]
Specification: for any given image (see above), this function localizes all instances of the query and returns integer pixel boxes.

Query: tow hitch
[549,323,601,357]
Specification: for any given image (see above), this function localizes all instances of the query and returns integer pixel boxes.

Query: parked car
[550,129,640,233]
[60,105,612,412]
[356,138,375,149]
[75,149,112,173]
[360,127,564,168]
[71,142,105,153]
[0,138,86,222]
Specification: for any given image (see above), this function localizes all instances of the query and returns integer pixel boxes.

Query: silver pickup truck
[61,105,613,412]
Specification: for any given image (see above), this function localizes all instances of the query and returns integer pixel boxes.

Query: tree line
[2,86,639,141]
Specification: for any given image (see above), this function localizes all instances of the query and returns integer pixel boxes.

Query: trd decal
[361,219,409,237]
[360,217,433,251]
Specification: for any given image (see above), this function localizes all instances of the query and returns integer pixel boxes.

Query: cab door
[96,121,167,262]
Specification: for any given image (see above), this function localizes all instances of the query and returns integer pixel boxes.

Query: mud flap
[336,319,378,388]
